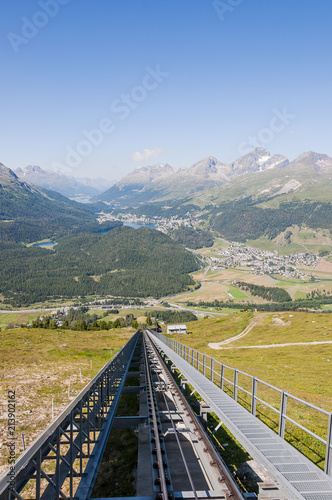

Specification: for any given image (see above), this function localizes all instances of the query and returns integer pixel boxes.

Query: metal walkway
[147,331,332,500]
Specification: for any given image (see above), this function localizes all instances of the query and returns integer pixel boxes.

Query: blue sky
[1,0,332,180]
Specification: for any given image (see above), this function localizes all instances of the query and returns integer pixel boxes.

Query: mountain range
[1,147,332,246]
[0,163,109,243]
[15,165,115,199]
[189,150,332,208]
[97,148,332,207]
[94,148,332,245]
[12,149,332,209]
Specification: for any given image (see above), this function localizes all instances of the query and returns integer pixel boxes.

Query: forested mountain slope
[0,226,199,306]
[0,163,113,242]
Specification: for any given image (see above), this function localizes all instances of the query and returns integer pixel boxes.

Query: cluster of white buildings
[98,212,203,232]
[212,243,320,280]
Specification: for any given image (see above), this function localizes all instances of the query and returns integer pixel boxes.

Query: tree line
[169,226,214,249]
[235,281,292,302]
[146,310,197,323]
[186,296,332,312]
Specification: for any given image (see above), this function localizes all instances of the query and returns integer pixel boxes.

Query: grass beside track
[0,327,135,475]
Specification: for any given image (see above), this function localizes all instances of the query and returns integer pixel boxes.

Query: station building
[167,324,187,334]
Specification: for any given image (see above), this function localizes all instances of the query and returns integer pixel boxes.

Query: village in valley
[98,211,204,231]
[99,212,321,281]
[209,242,320,280]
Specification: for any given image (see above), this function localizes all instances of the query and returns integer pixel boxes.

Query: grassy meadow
[0,311,41,329]
[0,326,135,474]
[168,311,332,469]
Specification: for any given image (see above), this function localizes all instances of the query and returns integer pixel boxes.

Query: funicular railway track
[2,331,332,500]
[142,331,245,500]
[0,332,250,500]
[3,330,332,500]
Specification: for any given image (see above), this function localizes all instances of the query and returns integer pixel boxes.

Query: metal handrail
[151,330,332,476]
[254,396,280,415]
[256,377,283,393]
[287,392,331,416]
[284,415,327,445]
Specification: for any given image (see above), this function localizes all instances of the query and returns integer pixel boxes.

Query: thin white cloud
[130,147,164,162]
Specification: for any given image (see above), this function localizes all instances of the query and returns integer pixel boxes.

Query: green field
[0,311,41,329]
[178,233,332,307]
[168,311,332,469]
[227,286,249,299]
[0,326,134,475]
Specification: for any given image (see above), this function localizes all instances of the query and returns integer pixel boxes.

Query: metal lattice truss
[0,333,139,500]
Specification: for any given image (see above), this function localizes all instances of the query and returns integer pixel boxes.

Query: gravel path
[212,340,332,350]
[208,313,266,349]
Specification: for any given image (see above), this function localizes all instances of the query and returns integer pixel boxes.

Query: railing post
[220,364,224,390]
[325,413,332,476]
[279,391,288,439]
[69,409,74,498]
[191,348,194,365]
[203,354,206,377]
[211,358,214,382]
[36,448,41,500]
[233,369,238,401]
[251,377,257,416]
[196,351,199,370]
[55,426,60,498]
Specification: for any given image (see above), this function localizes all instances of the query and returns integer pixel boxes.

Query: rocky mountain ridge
[96,148,302,205]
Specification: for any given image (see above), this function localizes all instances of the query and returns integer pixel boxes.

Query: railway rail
[142,331,245,500]
[1,330,293,500]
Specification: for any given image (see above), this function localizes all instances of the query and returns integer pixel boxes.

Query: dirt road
[208,313,266,349]
[213,340,332,350]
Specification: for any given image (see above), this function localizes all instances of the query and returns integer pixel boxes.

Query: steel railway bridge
[1,330,332,500]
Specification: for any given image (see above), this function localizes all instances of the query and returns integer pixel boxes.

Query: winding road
[208,313,266,349]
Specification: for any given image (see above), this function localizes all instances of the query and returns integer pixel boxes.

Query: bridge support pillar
[180,378,188,392]
[258,481,283,499]
[199,402,211,423]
